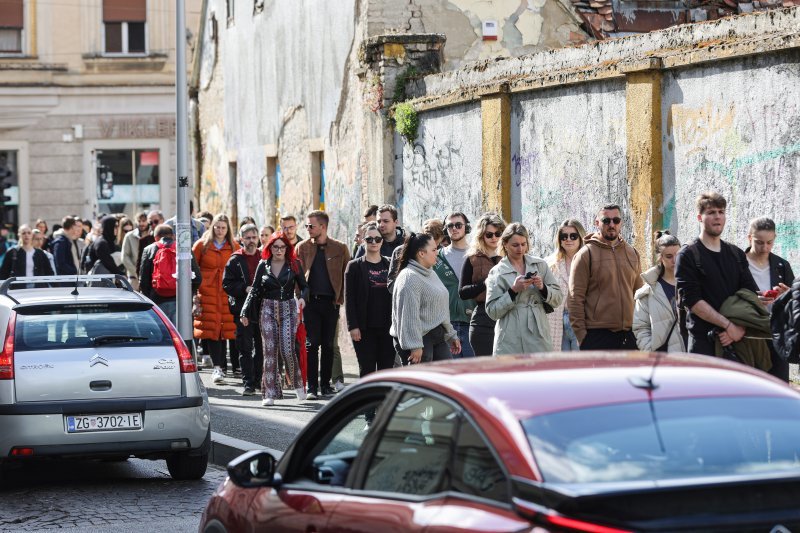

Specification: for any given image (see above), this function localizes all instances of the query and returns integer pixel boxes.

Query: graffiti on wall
[200,124,230,216]
[664,54,800,265]
[513,83,629,258]
[325,149,365,245]
[397,104,483,231]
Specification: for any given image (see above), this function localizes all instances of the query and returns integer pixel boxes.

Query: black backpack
[771,277,800,363]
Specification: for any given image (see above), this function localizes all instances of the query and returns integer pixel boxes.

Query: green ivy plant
[394,102,419,143]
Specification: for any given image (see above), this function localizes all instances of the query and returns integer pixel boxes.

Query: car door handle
[90,380,112,391]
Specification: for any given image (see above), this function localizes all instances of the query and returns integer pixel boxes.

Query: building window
[103,0,146,54]
[0,150,20,230]
[226,0,235,24]
[0,0,23,54]
[310,151,325,210]
[96,149,160,216]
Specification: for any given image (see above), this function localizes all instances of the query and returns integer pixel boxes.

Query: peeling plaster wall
[368,0,587,71]
[662,50,800,265]
[196,0,356,227]
[394,103,483,231]
[512,80,629,257]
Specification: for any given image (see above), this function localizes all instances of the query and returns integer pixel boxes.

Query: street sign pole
[175,0,193,350]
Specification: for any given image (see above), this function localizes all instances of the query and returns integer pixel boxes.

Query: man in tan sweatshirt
[568,204,643,350]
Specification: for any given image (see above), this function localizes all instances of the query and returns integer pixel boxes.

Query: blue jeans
[561,310,579,351]
[159,300,177,328]
[452,322,475,358]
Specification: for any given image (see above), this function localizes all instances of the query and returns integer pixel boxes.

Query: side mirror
[227,450,282,488]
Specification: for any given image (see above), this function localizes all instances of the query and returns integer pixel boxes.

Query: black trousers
[206,339,227,368]
[235,316,263,389]
[688,330,715,356]
[393,326,452,366]
[305,297,338,391]
[353,327,395,377]
[579,328,637,350]
[228,339,239,371]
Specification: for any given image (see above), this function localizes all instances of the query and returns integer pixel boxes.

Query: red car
[199,352,800,532]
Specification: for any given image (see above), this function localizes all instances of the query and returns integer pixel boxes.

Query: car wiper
[92,335,149,346]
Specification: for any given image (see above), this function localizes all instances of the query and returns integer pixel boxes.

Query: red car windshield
[523,396,800,484]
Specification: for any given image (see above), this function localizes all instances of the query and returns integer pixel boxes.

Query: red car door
[425,498,533,532]
[248,487,344,533]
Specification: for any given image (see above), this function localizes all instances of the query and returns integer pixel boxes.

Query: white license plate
[66,413,142,433]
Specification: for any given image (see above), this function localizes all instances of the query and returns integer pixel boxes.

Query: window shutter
[0,0,24,29]
[103,0,146,23]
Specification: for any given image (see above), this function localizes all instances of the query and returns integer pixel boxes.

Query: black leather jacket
[241,259,309,319]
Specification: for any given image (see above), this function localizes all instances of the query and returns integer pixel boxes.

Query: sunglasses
[364,236,383,244]
[446,222,464,230]
[559,232,580,241]
[600,217,622,225]
[484,231,502,239]
[304,224,317,229]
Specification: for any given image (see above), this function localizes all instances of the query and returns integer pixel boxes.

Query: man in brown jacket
[568,204,643,350]
[296,210,350,398]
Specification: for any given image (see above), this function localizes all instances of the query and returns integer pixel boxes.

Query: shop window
[0,0,23,54]
[0,150,20,230]
[103,0,146,55]
[96,149,160,216]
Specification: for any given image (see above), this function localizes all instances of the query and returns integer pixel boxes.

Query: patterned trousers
[260,299,302,400]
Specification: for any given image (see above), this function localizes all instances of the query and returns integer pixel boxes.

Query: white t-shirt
[747,259,771,293]
[25,249,35,277]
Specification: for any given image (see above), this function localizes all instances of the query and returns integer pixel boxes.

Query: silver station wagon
[0,275,210,480]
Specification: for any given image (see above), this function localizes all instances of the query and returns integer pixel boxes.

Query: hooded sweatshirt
[568,232,643,342]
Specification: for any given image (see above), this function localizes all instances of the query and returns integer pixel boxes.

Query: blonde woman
[546,219,586,351]
[633,231,685,352]
[485,223,563,355]
[193,214,240,383]
[459,213,506,356]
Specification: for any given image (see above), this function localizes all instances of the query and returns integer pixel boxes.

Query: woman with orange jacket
[193,214,240,384]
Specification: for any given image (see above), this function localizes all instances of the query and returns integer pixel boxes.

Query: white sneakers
[334,380,345,393]
[295,388,307,401]
[211,368,225,384]
[261,398,274,406]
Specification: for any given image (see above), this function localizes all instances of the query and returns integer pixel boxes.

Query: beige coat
[632,266,685,352]
[486,255,563,355]
[546,254,568,350]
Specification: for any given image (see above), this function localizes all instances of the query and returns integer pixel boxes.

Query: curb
[209,432,283,469]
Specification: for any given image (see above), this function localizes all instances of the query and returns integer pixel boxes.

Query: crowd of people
[3,189,795,408]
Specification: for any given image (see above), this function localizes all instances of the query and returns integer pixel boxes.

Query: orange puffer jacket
[193,239,240,340]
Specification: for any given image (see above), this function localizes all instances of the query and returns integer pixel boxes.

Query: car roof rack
[0,275,135,300]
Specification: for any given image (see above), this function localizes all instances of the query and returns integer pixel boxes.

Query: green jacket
[433,250,474,324]
[715,289,772,371]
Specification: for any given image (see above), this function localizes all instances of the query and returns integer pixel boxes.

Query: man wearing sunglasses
[433,212,475,358]
[568,204,643,350]
[354,204,405,259]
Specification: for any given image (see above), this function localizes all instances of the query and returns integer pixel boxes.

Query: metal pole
[175,0,193,347]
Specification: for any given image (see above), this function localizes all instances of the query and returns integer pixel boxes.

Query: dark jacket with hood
[0,245,54,279]
[568,232,643,343]
[82,216,125,275]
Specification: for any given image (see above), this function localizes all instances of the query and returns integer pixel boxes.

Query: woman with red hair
[240,232,308,406]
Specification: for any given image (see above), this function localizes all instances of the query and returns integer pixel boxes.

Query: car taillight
[544,514,632,533]
[153,307,197,373]
[0,311,16,380]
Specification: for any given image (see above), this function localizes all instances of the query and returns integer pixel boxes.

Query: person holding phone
[485,223,563,355]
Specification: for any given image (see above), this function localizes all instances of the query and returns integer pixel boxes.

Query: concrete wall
[196,0,357,232]
[511,80,628,256]
[394,103,483,231]
[663,49,800,265]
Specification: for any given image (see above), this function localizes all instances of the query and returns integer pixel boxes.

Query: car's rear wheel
[203,519,227,533]
[166,451,208,480]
